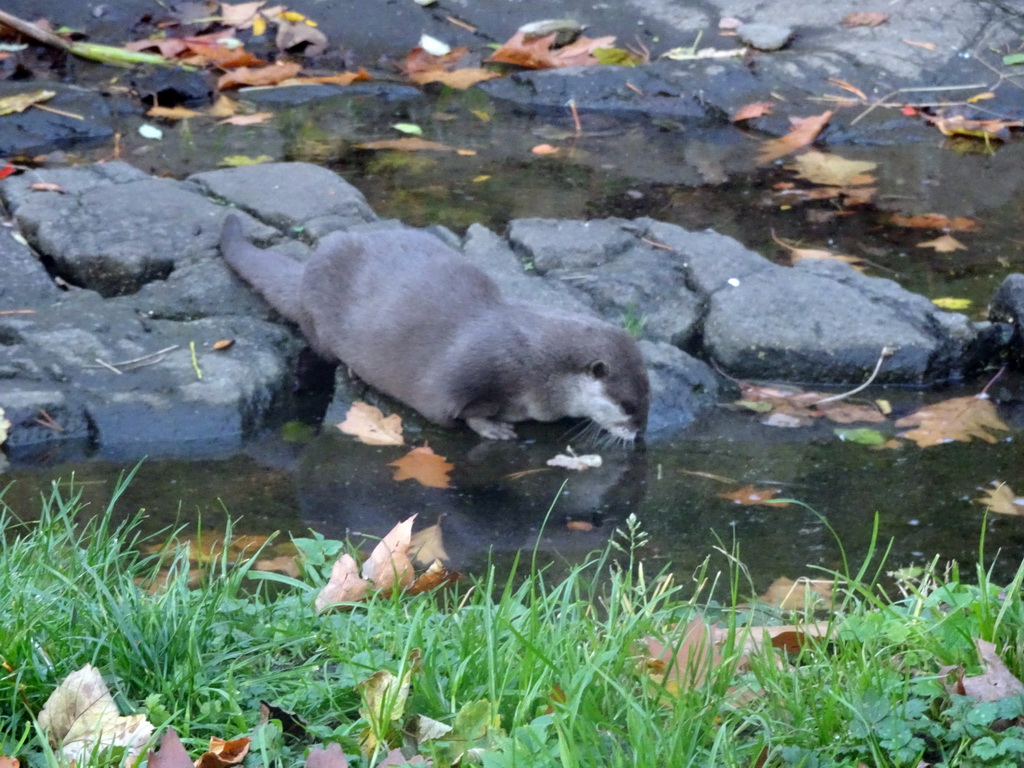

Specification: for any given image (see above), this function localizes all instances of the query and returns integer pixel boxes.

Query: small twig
[850,83,991,125]
[33,104,84,120]
[0,9,73,52]
[86,344,179,371]
[94,358,123,375]
[640,237,673,251]
[567,99,582,135]
[190,341,203,379]
[815,347,895,404]
[0,309,35,315]
[33,409,64,432]
[979,365,1006,397]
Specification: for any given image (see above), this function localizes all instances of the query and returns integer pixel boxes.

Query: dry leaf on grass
[337,402,404,445]
[361,516,416,594]
[194,736,250,768]
[943,640,1024,702]
[644,617,720,692]
[895,395,1008,447]
[147,728,192,768]
[315,553,369,610]
[756,111,833,165]
[305,742,349,768]
[39,664,154,764]
[759,577,834,610]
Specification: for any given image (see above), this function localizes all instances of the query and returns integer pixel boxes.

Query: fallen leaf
[916,234,966,252]
[358,650,421,755]
[281,68,372,86]
[258,701,309,738]
[923,112,1022,141]
[147,728,192,768]
[389,445,453,488]
[895,394,1008,447]
[546,451,602,470]
[276,19,328,55]
[834,427,887,445]
[760,577,834,610]
[337,402,404,445]
[931,297,972,310]
[842,12,889,27]
[180,41,268,68]
[486,31,617,69]
[220,1,267,28]
[772,231,867,272]
[315,553,369,610]
[644,617,720,691]
[409,560,460,594]
[889,214,979,231]
[787,151,876,186]
[194,736,250,768]
[0,757,15,768]
[903,39,937,51]
[944,640,1024,702]
[756,111,834,165]
[565,520,594,531]
[0,90,55,115]
[531,143,559,155]
[216,112,274,126]
[147,105,202,120]
[28,182,65,193]
[974,482,1024,516]
[732,101,774,121]
[212,339,235,350]
[410,68,501,89]
[719,485,789,506]
[219,154,273,166]
[357,137,459,152]
[217,62,303,89]
[305,742,349,768]
[361,516,416,594]
[38,664,154,764]
[409,521,449,564]
[208,95,239,117]
[252,554,300,577]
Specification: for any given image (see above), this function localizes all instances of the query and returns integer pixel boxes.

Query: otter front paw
[466,417,518,440]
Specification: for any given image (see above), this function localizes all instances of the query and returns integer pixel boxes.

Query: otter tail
[220,214,303,322]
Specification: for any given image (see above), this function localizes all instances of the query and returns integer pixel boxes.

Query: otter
[219,214,649,441]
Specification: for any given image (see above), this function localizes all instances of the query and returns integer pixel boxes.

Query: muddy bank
[0,161,1012,457]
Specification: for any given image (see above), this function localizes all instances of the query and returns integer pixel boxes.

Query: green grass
[3,473,1024,767]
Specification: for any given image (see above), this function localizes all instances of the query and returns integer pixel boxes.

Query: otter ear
[589,359,609,379]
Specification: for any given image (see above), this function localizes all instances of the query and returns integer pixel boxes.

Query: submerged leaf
[895,394,1008,447]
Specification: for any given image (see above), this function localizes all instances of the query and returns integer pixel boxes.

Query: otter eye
[621,401,637,416]
[589,360,609,379]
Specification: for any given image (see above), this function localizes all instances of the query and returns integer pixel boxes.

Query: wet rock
[736,23,793,51]
[988,274,1024,366]
[0,83,114,156]
[188,162,378,235]
[0,161,1010,456]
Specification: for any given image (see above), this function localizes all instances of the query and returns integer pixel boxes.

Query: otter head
[562,336,650,443]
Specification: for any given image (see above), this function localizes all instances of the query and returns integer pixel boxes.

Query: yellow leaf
[760,576,834,610]
[252,15,267,35]
[388,444,453,488]
[787,150,876,186]
[917,234,966,252]
[315,553,369,611]
[931,297,972,310]
[337,402,404,445]
[974,482,1024,516]
[0,90,55,116]
[895,394,1008,447]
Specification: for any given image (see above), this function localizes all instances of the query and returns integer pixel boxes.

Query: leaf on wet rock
[38,664,154,764]
[219,2,267,28]
[276,19,328,56]
[916,234,967,252]
[217,62,303,89]
[841,12,890,27]
[486,31,617,69]
[719,485,789,506]
[889,213,980,231]
[282,69,372,87]
[932,297,972,310]
[337,402,404,445]
[389,444,453,488]
[0,89,55,115]
[786,150,876,186]
[148,105,203,120]
[895,394,1008,447]
[772,231,868,272]
[404,46,500,89]
[756,111,833,165]
[732,101,774,121]
[974,482,1024,516]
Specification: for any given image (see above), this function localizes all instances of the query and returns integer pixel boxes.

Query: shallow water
[5,85,1024,592]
